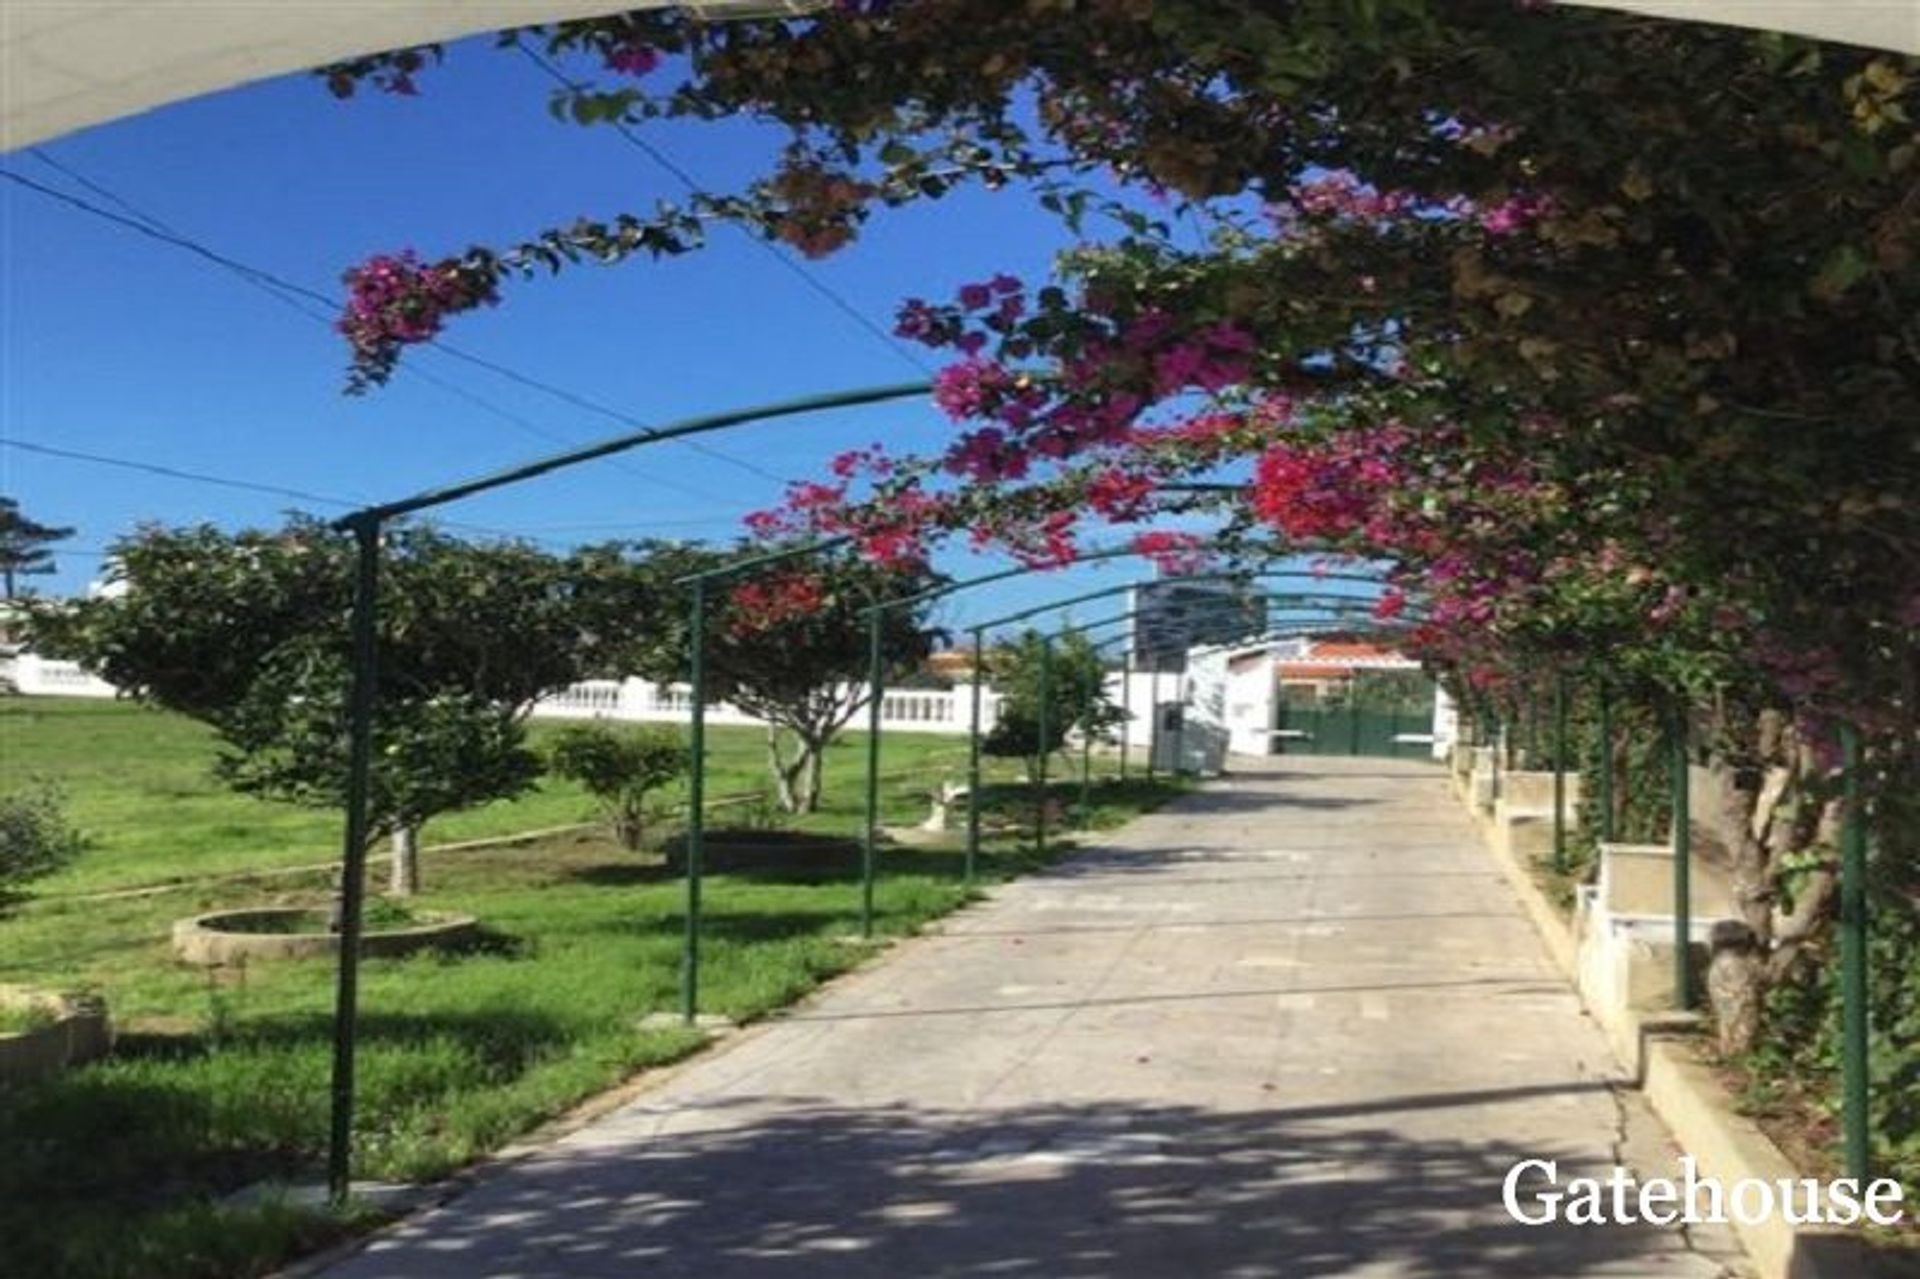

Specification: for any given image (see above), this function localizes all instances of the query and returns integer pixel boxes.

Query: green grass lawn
[0,695,1187,1279]
[2,697,999,894]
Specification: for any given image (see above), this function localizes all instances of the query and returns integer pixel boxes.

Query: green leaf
[1809,243,1871,301]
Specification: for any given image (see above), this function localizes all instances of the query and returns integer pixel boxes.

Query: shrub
[548,724,687,851]
[0,781,87,894]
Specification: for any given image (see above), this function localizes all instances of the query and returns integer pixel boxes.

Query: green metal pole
[1839,722,1871,1182]
[1552,670,1568,874]
[965,627,984,885]
[1078,674,1093,827]
[681,577,706,1023]
[1671,701,1694,1010]
[1146,667,1160,780]
[327,516,381,1207]
[1530,691,1543,770]
[1036,638,1051,858]
[1119,650,1131,782]
[861,609,884,937]
[1597,680,1615,843]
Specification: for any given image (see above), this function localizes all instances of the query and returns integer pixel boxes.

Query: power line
[8,160,731,503]
[0,436,360,509]
[0,436,554,544]
[19,151,660,475]
[518,45,935,382]
[4,158,782,502]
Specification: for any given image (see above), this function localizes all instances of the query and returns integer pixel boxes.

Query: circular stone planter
[171,907,480,967]
[0,985,112,1084]
[663,829,861,875]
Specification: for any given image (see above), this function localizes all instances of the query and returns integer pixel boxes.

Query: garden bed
[662,829,862,875]
[0,985,111,1084]
[171,905,480,966]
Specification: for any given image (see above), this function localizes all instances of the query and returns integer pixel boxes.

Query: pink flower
[1477,193,1553,237]
[893,298,943,345]
[604,41,661,76]
[1132,530,1210,573]
[1086,469,1155,520]
[337,249,499,388]
[931,358,1009,420]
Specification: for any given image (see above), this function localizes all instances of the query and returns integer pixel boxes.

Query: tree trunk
[801,741,826,814]
[1689,708,1842,1057]
[388,823,421,897]
[765,725,830,814]
[766,727,803,814]
[613,806,644,852]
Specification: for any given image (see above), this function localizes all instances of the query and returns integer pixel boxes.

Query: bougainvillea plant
[322,2,1917,1061]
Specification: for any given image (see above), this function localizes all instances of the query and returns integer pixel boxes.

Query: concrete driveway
[314,756,1746,1278]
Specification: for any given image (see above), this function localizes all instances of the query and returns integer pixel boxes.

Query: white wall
[8,655,117,698]
[1430,685,1459,760]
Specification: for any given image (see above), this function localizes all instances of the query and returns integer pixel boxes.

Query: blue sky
[0,34,1291,633]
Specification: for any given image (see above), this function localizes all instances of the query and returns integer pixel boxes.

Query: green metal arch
[870,541,1387,618]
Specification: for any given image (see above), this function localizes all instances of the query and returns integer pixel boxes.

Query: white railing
[535,679,624,717]
[649,684,693,714]
[879,690,956,725]
[530,678,997,736]
[3,654,1005,738]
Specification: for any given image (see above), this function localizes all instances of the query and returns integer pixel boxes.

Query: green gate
[1274,670,1434,758]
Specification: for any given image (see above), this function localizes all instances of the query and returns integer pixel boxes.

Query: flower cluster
[1251,426,1411,543]
[1286,171,1421,222]
[728,572,826,635]
[1131,531,1211,574]
[1085,468,1156,520]
[764,162,876,258]
[337,251,499,391]
[1477,193,1554,237]
[603,38,661,77]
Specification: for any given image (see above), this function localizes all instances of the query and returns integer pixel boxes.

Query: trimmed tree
[983,629,1124,784]
[31,519,597,895]
[547,723,686,851]
[582,541,943,814]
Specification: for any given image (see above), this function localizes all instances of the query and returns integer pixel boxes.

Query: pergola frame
[319,379,928,1202]
[234,369,1873,1202]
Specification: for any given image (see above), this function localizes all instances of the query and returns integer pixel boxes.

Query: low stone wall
[172,907,479,967]
[0,985,112,1083]
[1496,768,1581,813]
[1452,776,1860,1279]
